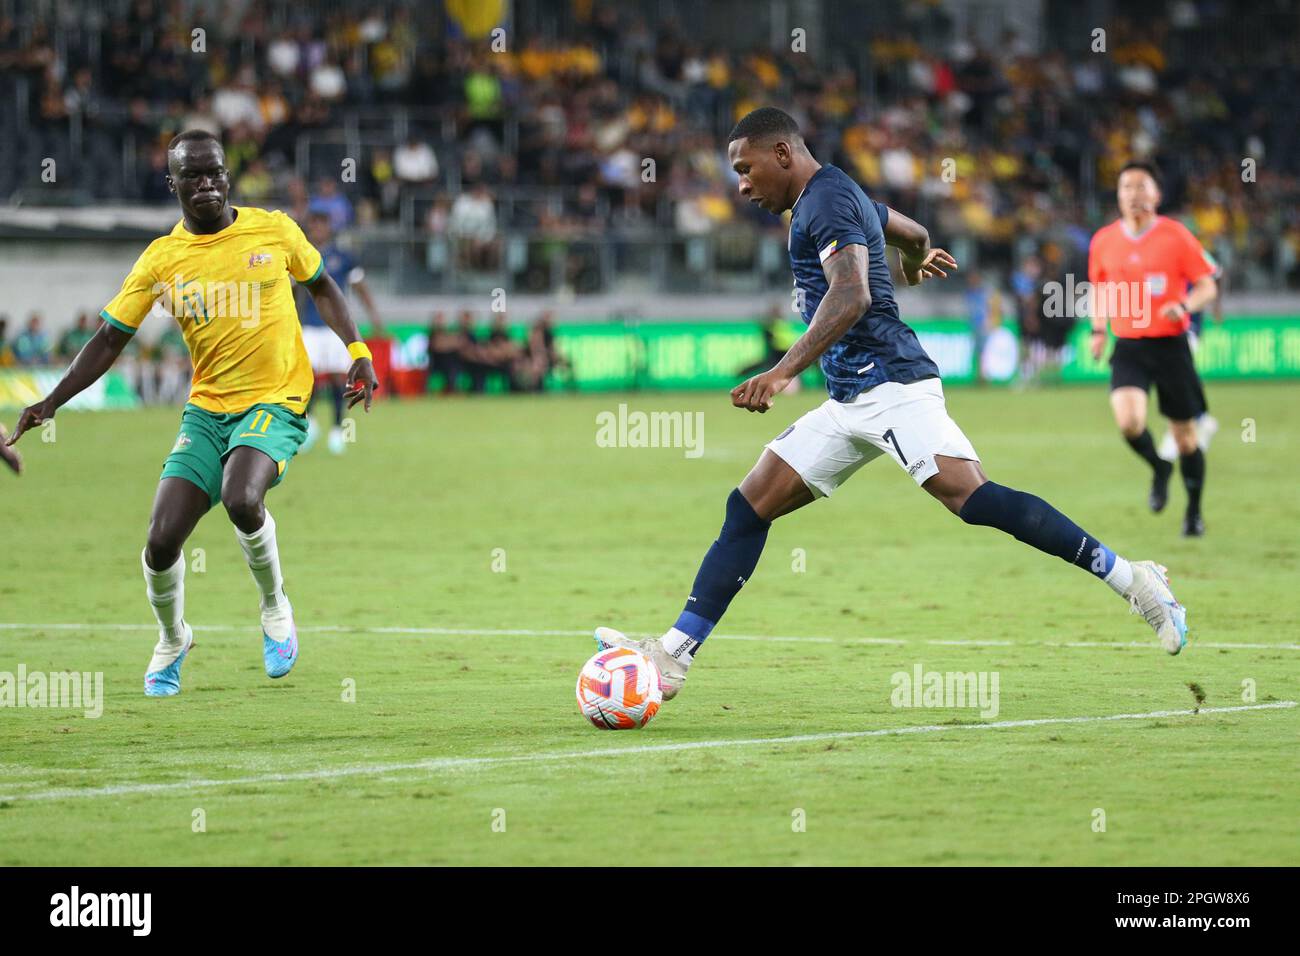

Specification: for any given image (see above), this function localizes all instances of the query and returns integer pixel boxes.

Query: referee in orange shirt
[1088,162,1218,537]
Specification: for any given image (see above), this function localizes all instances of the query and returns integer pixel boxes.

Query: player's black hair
[1118,160,1162,188]
[167,129,222,153]
[728,107,802,145]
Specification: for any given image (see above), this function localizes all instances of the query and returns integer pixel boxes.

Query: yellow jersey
[100,206,324,415]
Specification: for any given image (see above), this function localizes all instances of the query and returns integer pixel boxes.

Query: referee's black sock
[1125,430,1168,475]
[1180,448,1206,517]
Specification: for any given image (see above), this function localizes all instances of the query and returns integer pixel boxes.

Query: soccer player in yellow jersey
[6,130,379,696]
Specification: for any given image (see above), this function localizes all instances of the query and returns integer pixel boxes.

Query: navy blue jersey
[299,244,358,327]
[788,165,938,401]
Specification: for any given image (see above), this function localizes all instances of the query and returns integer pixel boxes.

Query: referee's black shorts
[1109,334,1207,421]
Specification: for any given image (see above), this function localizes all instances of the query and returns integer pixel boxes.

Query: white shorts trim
[764,378,979,498]
[301,325,351,375]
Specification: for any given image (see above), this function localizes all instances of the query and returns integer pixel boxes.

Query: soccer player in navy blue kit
[298,212,384,454]
[597,108,1190,700]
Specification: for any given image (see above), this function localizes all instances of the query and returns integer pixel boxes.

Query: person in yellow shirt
[6,130,379,697]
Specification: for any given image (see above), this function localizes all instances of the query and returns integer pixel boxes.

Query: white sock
[142,548,186,645]
[660,627,698,668]
[235,509,288,613]
[1105,556,1134,596]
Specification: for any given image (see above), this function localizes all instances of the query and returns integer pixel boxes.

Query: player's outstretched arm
[731,245,870,413]
[6,322,132,445]
[304,270,380,412]
[881,206,957,286]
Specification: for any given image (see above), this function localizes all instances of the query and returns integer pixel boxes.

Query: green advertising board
[382,315,1300,391]
[1062,317,1300,381]
[17,317,1290,411]
[0,369,139,410]
[387,318,985,391]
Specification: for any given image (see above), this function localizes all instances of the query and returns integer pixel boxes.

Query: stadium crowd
[2,0,1297,290]
[1,1,1297,407]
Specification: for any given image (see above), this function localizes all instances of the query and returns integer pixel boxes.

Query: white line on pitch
[0,622,1296,651]
[0,702,1293,804]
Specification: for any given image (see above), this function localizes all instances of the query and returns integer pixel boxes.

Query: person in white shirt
[393,137,439,185]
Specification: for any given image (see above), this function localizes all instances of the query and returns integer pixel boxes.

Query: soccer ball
[576,646,663,730]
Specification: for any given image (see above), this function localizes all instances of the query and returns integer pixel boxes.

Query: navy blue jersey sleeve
[873,201,889,231]
[803,181,871,266]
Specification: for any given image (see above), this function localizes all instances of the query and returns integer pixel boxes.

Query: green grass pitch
[2,381,1297,865]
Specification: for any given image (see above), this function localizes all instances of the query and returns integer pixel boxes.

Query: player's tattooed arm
[731,245,870,413]
[304,269,380,411]
[6,323,132,445]
[881,206,957,286]
[779,244,872,376]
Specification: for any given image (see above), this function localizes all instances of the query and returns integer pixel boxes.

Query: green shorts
[161,403,308,509]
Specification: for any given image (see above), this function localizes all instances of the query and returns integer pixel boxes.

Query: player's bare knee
[144,527,182,570]
[739,485,782,522]
[739,455,808,521]
[1117,419,1145,439]
[932,485,974,516]
[1172,426,1198,456]
[926,458,986,516]
[221,487,264,531]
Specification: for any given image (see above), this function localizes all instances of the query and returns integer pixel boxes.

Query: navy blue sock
[331,382,345,426]
[672,488,771,649]
[959,481,1119,580]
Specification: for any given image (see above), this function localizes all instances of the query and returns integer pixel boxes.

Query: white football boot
[1157,429,1178,463]
[1196,414,1219,451]
[594,627,688,700]
[1126,561,1189,654]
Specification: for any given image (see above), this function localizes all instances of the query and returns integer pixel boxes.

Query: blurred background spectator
[56,311,95,362]
[1,0,1297,409]
[448,182,499,271]
[12,314,51,367]
[0,0,1293,295]
[426,310,466,393]
[393,135,440,190]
